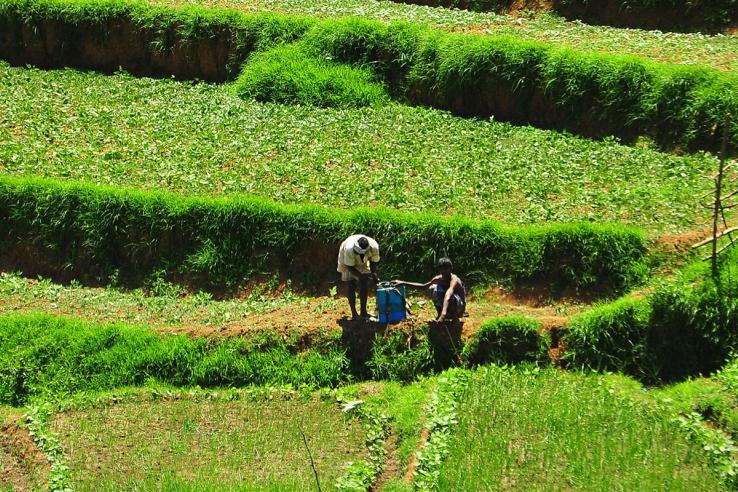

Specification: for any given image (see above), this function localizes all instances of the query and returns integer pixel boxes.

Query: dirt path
[370,432,399,492]
[0,417,49,491]
[159,289,580,342]
[403,426,430,483]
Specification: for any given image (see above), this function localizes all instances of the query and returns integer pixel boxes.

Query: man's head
[437,257,453,277]
[353,236,370,255]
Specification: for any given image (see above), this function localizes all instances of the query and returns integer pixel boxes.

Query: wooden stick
[692,226,738,248]
[703,236,738,260]
[711,114,732,275]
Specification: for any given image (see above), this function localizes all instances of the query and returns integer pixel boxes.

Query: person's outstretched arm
[393,276,439,289]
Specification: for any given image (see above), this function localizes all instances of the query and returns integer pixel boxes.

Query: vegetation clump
[0,175,649,293]
[0,312,349,404]
[563,251,738,382]
[461,316,549,366]
[235,43,389,107]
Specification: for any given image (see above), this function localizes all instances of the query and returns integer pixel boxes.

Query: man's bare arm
[393,275,439,289]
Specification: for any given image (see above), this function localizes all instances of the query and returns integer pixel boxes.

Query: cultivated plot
[438,368,727,491]
[0,63,720,233]
[148,0,738,71]
[49,396,366,491]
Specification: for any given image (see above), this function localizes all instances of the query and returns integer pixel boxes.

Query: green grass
[0,272,336,328]
[437,367,727,491]
[0,62,720,233]
[234,43,390,107]
[48,395,366,491]
[0,312,349,404]
[149,0,738,72]
[561,250,738,382]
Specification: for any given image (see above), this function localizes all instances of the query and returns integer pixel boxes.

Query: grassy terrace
[0,62,721,233]
[0,272,584,336]
[150,0,738,72]
[49,395,367,491]
[438,368,726,491]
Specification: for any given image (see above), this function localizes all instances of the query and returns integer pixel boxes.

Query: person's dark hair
[437,257,453,270]
[357,236,370,249]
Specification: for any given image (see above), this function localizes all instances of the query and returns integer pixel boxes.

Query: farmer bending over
[394,257,466,322]
[337,234,380,321]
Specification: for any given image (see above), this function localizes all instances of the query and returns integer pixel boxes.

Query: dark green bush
[647,279,738,381]
[366,328,434,382]
[0,312,350,404]
[393,0,737,31]
[562,251,738,382]
[234,43,388,107]
[0,175,648,293]
[556,0,738,31]
[461,316,549,366]
[561,297,654,379]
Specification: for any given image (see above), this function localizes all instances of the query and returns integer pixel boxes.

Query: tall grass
[562,250,738,382]
[49,397,366,491]
[437,367,726,491]
[234,43,389,107]
[0,312,349,404]
[0,175,648,292]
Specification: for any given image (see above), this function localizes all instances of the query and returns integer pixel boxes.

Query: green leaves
[0,62,719,233]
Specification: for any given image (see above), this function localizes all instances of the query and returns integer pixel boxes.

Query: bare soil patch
[370,432,399,491]
[0,417,48,491]
[403,426,430,482]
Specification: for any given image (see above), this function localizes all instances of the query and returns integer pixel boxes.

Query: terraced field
[151,0,738,71]
[50,395,367,491]
[2,0,738,489]
[0,62,721,233]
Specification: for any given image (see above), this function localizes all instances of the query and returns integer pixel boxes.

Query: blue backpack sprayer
[375,281,409,324]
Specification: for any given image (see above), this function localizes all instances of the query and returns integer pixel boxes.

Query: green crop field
[2,0,738,489]
[150,0,738,72]
[438,368,726,491]
[0,62,721,233]
[49,395,367,491]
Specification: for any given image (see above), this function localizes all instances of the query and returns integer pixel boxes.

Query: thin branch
[703,235,738,260]
[710,113,733,275]
[692,227,738,248]
[298,421,322,492]
[720,189,738,201]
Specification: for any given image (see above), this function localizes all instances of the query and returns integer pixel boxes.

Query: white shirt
[337,235,380,273]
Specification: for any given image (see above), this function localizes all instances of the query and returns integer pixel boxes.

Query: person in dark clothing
[393,257,466,322]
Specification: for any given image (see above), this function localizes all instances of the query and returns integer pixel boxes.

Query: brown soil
[507,0,552,13]
[654,227,712,258]
[370,432,399,491]
[0,417,49,491]
[164,297,346,340]
[1,18,235,82]
[403,426,430,483]
[159,288,577,343]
